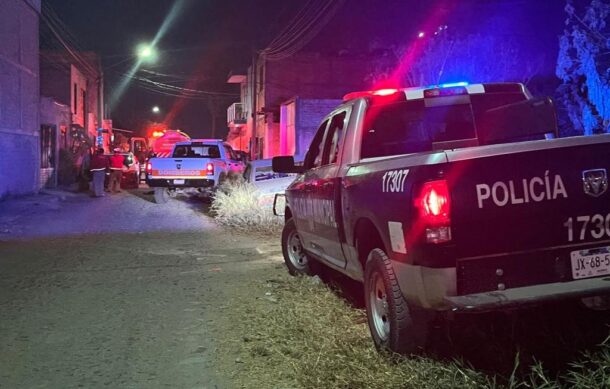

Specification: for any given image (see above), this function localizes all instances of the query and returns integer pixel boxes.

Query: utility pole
[251,50,258,160]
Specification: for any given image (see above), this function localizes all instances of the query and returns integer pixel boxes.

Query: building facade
[40,51,106,186]
[226,51,385,160]
[0,0,41,198]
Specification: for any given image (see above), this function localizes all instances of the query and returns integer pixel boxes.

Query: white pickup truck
[146,139,244,203]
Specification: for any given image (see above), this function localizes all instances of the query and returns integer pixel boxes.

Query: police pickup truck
[272,82,610,354]
[146,139,244,203]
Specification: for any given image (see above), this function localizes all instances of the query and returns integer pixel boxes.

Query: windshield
[172,144,220,158]
[361,92,527,159]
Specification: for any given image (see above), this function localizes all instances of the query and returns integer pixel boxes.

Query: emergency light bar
[342,82,470,102]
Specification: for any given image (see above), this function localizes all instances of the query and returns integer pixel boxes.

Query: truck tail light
[415,180,451,243]
[206,163,214,176]
[146,162,152,175]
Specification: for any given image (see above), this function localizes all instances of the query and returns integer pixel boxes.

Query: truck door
[295,111,348,269]
[223,144,243,173]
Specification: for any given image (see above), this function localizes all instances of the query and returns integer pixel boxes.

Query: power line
[24,0,100,78]
[113,70,238,98]
[261,0,345,61]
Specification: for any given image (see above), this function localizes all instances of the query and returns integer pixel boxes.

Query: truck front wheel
[153,188,170,204]
[282,218,315,276]
[364,248,430,355]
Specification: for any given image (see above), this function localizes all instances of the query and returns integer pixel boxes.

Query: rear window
[360,92,526,159]
[172,144,220,158]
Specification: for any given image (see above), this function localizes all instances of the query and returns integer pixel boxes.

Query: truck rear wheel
[153,188,170,204]
[282,218,315,276]
[364,248,430,355]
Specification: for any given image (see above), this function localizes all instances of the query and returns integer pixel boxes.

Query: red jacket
[109,154,125,170]
[90,154,109,171]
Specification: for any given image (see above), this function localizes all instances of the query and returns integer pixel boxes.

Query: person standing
[108,149,125,193]
[90,148,108,197]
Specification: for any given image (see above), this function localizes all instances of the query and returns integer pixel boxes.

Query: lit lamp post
[137,44,158,62]
[152,106,160,114]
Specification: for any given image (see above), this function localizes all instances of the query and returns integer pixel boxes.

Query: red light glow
[206,163,214,176]
[372,88,399,96]
[416,180,450,225]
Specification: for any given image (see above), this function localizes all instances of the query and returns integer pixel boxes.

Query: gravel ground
[0,188,215,239]
[0,188,283,388]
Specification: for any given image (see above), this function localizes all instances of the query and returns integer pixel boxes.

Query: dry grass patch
[221,275,489,389]
[219,273,610,389]
[211,179,283,235]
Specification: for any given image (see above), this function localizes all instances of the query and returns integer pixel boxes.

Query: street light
[137,43,157,62]
[152,106,160,114]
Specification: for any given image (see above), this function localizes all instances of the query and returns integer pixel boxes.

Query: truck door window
[323,111,346,165]
[223,145,236,160]
[304,120,329,169]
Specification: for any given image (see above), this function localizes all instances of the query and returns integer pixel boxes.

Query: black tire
[153,187,170,204]
[281,218,315,276]
[364,248,430,355]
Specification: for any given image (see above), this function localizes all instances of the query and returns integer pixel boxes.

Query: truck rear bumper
[146,178,215,188]
[444,277,610,312]
[392,261,610,312]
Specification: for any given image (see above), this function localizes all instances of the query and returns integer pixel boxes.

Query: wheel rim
[286,230,308,270]
[369,272,390,341]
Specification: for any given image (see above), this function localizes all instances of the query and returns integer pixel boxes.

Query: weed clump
[211,179,283,234]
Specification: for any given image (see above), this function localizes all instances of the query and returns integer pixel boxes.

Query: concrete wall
[40,97,71,188]
[295,98,342,158]
[0,0,40,198]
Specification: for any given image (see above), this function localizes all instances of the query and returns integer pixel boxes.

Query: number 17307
[563,213,610,242]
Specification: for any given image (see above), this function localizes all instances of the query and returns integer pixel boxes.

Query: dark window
[258,64,264,93]
[304,120,329,169]
[361,92,529,159]
[470,92,527,121]
[73,83,77,114]
[40,125,55,169]
[223,145,237,160]
[172,144,220,158]
[323,111,347,165]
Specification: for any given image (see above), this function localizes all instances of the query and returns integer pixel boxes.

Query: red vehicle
[130,130,191,181]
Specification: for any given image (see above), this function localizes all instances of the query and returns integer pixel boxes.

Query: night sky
[46,0,566,138]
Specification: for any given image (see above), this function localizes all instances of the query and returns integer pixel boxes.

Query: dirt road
[0,189,283,388]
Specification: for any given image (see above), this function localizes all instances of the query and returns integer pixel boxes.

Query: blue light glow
[439,81,469,88]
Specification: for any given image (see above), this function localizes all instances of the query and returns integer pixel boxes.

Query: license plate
[570,246,610,280]
[173,179,185,185]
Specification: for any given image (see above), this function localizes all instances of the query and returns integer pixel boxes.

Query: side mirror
[272,156,305,174]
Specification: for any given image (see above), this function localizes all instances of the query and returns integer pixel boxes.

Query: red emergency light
[343,88,400,101]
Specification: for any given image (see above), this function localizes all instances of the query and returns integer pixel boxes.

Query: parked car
[273,82,610,355]
[146,139,245,203]
[243,159,298,207]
